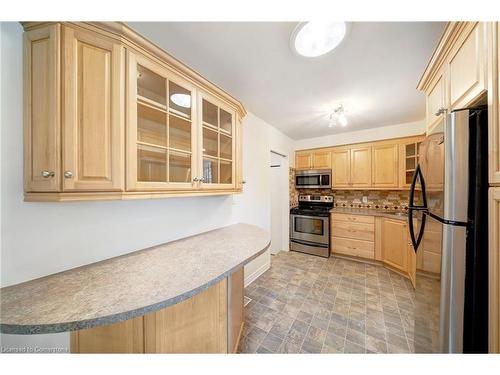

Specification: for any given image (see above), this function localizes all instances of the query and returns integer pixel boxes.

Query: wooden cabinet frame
[22,22,246,201]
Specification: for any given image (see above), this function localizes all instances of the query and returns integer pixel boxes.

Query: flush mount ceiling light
[328,105,348,128]
[170,93,191,108]
[291,21,348,57]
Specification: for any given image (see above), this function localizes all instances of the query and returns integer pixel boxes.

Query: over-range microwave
[295,169,331,189]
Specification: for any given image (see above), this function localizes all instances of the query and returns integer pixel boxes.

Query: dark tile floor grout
[237,251,440,354]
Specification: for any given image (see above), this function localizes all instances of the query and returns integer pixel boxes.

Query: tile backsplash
[289,168,412,212]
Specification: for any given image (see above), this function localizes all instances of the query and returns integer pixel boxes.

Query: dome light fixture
[170,93,191,108]
[291,21,348,58]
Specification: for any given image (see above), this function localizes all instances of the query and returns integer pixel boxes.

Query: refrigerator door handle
[408,164,428,251]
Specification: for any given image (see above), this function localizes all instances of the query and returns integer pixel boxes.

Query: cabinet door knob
[41,170,55,178]
[193,177,199,182]
[64,171,73,179]
[242,180,247,184]
[435,107,447,116]
[199,177,205,182]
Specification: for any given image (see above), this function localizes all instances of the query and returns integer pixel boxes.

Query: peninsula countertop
[0,223,270,335]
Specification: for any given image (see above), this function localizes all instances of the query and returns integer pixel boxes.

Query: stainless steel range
[290,195,333,258]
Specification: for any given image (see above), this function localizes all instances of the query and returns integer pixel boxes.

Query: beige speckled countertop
[0,223,270,335]
[330,207,409,221]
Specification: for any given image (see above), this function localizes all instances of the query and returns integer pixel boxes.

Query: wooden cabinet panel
[332,149,350,188]
[372,143,399,188]
[312,151,331,169]
[23,24,61,192]
[382,219,408,273]
[331,236,375,259]
[426,69,446,133]
[490,22,500,185]
[489,188,500,352]
[71,316,144,353]
[448,23,486,110]
[331,220,375,241]
[407,239,417,288]
[350,147,372,187]
[331,213,375,224]
[63,26,124,191]
[228,268,244,353]
[296,152,312,170]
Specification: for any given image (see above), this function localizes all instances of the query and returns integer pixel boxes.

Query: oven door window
[294,216,324,236]
[296,175,319,186]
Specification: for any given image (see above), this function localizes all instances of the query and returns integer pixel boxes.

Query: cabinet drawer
[331,236,374,259]
[331,213,374,224]
[331,220,374,241]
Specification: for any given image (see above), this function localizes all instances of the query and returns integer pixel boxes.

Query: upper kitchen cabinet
[63,26,125,191]
[22,22,246,201]
[490,22,500,186]
[371,143,398,188]
[331,149,350,188]
[23,24,61,192]
[126,51,197,191]
[399,136,425,188]
[418,22,487,135]
[199,92,236,189]
[350,146,372,188]
[295,149,331,170]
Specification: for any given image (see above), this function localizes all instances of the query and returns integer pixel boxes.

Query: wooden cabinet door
[350,147,372,188]
[372,143,398,188]
[426,69,446,133]
[407,235,417,288]
[228,268,244,353]
[490,188,500,353]
[312,151,331,169]
[296,152,312,169]
[62,26,124,191]
[491,22,500,186]
[448,22,486,110]
[23,24,61,192]
[331,149,350,188]
[382,219,408,273]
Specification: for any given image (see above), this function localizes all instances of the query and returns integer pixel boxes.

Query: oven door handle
[290,238,329,248]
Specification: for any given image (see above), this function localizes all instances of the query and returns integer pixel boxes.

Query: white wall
[0,22,294,351]
[294,120,425,150]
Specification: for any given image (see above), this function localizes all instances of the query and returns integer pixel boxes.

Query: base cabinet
[381,219,408,273]
[70,270,244,353]
[489,188,500,353]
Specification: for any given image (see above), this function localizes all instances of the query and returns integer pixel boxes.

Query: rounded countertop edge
[330,208,409,221]
[0,227,271,335]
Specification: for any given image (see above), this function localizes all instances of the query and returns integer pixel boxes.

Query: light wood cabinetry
[417,218,443,275]
[425,69,447,133]
[298,135,425,190]
[382,219,408,273]
[71,271,239,353]
[331,149,350,188]
[63,26,125,191]
[22,22,246,201]
[228,267,244,353]
[350,146,372,188]
[295,149,331,170]
[331,213,375,259]
[23,24,61,192]
[418,22,487,134]
[489,188,500,352]
[489,22,500,185]
[312,150,332,169]
[372,143,398,188]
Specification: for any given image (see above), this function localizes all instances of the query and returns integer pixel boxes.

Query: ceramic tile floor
[238,251,440,354]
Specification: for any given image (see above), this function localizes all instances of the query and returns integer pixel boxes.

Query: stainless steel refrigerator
[408,107,489,353]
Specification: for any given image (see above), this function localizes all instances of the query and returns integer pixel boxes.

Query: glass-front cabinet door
[198,92,236,189]
[127,52,197,190]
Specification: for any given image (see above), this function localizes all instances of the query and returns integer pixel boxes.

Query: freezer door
[439,224,467,353]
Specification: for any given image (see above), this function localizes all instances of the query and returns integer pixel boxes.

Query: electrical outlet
[362,196,368,203]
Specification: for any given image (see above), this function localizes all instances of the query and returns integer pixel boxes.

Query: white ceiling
[128,22,445,140]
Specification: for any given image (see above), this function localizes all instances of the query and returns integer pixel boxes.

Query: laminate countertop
[0,224,270,335]
[330,207,409,221]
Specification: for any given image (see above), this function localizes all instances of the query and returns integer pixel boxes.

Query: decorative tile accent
[238,251,440,354]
